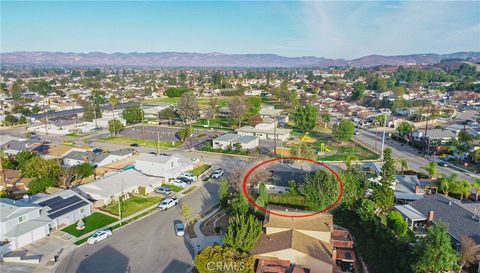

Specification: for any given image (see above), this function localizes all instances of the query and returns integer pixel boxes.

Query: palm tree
[439,174,458,196]
[345,152,359,171]
[422,161,438,179]
[399,159,408,174]
[457,180,471,200]
[109,95,118,135]
[471,178,480,201]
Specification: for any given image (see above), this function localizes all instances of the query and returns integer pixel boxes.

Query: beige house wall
[265,227,289,235]
[296,229,331,242]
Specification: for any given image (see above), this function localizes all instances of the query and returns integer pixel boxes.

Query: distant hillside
[1,51,479,68]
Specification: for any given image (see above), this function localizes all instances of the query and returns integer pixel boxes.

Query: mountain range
[1,51,479,68]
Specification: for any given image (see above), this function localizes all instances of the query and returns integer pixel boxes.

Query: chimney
[332,248,337,261]
[415,185,421,194]
[427,210,434,226]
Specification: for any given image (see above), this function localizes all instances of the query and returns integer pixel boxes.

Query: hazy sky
[1,1,479,59]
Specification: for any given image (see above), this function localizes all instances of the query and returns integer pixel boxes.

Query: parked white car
[174,222,185,236]
[171,179,188,188]
[87,229,112,244]
[211,168,224,179]
[179,172,197,181]
[158,198,179,210]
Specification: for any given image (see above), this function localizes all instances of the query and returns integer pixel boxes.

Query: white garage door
[31,226,47,242]
[16,233,32,248]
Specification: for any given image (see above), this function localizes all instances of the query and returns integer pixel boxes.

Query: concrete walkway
[187,206,224,255]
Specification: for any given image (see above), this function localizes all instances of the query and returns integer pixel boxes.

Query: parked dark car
[177,176,193,184]
[130,143,140,147]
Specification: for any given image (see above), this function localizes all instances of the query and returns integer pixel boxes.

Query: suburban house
[134,153,194,179]
[63,149,135,167]
[27,122,96,135]
[218,106,232,117]
[412,129,457,145]
[93,110,127,129]
[262,164,311,194]
[2,170,33,197]
[259,105,289,125]
[32,144,80,159]
[32,189,92,230]
[251,210,356,273]
[212,133,259,150]
[395,194,480,249]
[75,169,163,207]
[237,122,291,141]
[394,175,429,204]
[0,139,40,156]
[0,198,50,254]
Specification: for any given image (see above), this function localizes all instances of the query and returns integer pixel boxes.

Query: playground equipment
[320,143,331,153]
[301,132,310,142]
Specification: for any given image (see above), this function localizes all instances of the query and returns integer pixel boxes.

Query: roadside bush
[387,211,409,237]
[138,186,146,196]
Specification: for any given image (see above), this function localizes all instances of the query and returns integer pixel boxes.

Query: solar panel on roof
[40,195,83,213]
[38,196,63,207]
[47,201,88,219]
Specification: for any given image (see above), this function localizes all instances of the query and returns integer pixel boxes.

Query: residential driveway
[2,236,73,273]
[54,182,220,273]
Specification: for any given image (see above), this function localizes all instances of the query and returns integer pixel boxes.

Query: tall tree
[332,119,355,143]
[459,236,480,272]
[218,178,229,207]
[224,214,262,252]
[109,95,118,133]
[108,119,124,135]
[293,104,318,132]
[122,105,143,125]
[387,211,408,237]
[207,97,219,119]
[246,96,262,118]
[228,97,247,127]
[351,81,365,100]
[374,148,395,212]
[412,223,459,273]
[321,112,330,128]
[230,193,249,215]
[302,170,339,211]
[399,159,408,174]
[177,92,200,122]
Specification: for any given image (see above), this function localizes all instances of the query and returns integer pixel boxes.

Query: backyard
[192,117,236,129]
[62,212,117,237]
[102,195,163,217]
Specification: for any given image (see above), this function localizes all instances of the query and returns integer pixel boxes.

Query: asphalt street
[54,182,220,273]
[357,128,476,181]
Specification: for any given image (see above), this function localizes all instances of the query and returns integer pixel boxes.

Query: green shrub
[28,177,56,194]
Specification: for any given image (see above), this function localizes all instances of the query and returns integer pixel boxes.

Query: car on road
[130,143,140,147]
[158,152,171,156]
[174,222,185,236]
[179,173,197,181]
[171,179,188,188]
[155,186,172,195]
[87,229,112,244]
[63,140,74,146]
[177,176,193,184]
[211,168,224,179]
[92,148,103,154]
[158,198,179,210]
[437,161,449,167]
[354,129,359,136]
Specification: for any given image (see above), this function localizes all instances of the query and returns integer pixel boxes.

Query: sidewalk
[186,206,224,255]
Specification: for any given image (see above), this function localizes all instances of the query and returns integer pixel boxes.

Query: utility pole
[44,98,49,136]
[118,178,124,225]
[141,101,145,144]
[273,114,277,157]
[424,105,430,156]
[380,112,388,162]
[156,131,160,156]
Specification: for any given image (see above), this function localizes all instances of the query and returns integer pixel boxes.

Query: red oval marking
[242,157,344,218]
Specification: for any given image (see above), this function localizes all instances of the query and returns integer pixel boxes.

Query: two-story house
[251,210,356,273]
[0,198,50,252]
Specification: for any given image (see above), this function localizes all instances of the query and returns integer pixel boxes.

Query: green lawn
[99,136,183,148]
[193,117,236,129]
[62,212,117,237]
[103,195,162,217]
[142,96,236,108]
[191,164,211,176]
[318,142,379,161]
[163,183,184,192]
